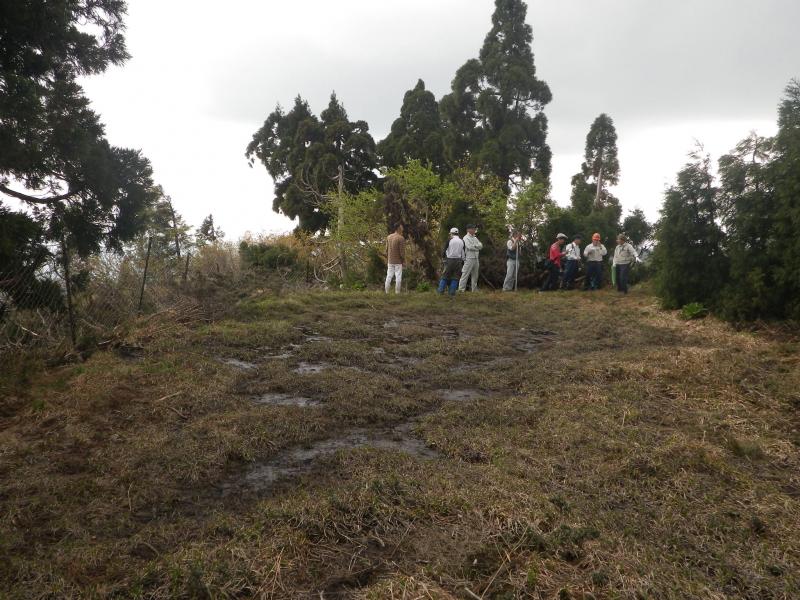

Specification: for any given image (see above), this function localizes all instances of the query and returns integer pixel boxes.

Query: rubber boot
[437,278,448,294]
[448,279,459,296]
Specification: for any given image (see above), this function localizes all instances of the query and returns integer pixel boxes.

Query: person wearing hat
[540,233,567,291]
[612,234,637,294]
[437,227,466,296]
[458,224,483,292]
[583,233,608,290]
[561,233,583,290]
[502,229,523,292]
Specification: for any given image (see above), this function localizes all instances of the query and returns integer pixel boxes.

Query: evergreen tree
[622,208,653,251]
[0,0,160,257]
[146,191,192,258]
[582,114,620,207]
[440,0,552,189]
[0,205,62,313]
[569,173,595,216]
[771,79,800,319]
[247,93,377,233]
[196,214,223,246]
[717,133,778,319]
[654,150,727,309]
[378,80,446,173]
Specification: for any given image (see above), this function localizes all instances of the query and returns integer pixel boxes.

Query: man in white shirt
[437,227,465,297]
[561,234,583,290]
[458,225,483,292]
[502,230,522,291]
[613,234,637,294]
[583,233,607,290]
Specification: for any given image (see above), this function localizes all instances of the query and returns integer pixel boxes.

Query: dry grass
[1,285,798,599]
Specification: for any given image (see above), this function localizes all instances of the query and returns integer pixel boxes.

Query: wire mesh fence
[0,237,243,359]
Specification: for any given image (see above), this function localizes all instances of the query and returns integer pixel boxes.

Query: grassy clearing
[1,286,799,598]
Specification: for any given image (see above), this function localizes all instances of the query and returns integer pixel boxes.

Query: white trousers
[385,264,403,293]
[459,258,479,291]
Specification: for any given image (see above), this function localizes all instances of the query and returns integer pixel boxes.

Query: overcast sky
[79,0,798,239]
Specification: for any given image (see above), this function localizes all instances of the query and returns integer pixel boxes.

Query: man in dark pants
[561,234,583,290]
[437,227,465,297]
[541,233,567,291]
[613,234,637,294]
[583,233,607,290]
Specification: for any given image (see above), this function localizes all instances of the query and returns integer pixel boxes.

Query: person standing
[502,230,522,292]
[613,234,637,294]
[540,233,567,291]
[583,233,607,290]
[561,234,583,290]
[385,223,406,294]
[458,225,483,292]
[437,227,465,297]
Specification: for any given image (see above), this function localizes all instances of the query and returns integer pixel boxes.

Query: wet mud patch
[218,358,258,371]
[222,422,439,495]
[293,361,330,374]
[252,393,321,407]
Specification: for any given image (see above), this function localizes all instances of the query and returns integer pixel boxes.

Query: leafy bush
[680,302,709,320]
[415,281,432,292]
[239,240,298,270]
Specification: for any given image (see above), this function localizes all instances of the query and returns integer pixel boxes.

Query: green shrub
[415,281,432,292]
[239,240,298,270]
[680,302,709,320]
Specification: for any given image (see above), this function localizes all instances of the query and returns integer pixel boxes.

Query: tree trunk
[337,164,347,276]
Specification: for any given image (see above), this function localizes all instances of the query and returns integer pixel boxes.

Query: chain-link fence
[0,238,243,358]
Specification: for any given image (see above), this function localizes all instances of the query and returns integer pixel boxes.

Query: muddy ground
[1,287,799,598]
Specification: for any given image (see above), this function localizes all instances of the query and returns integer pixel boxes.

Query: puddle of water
[293,361,329,374]
[220,358,257,371]
[438,389,489,402]
[264,352,293,360]
[253,393,321,407]
[304,335,333,343]
[223,422,438,495]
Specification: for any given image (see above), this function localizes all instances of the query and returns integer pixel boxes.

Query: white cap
[449,227,459,234]
[556,232,567,239]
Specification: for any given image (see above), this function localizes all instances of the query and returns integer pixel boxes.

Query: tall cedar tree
[654,150,727,309]
[717,133,778,320]
[440,0,552,190]
[772,79,800,319]
[0,0,159,256]
[246,94,377,233]
[378,80,446,173]
[565,114,624,248]
[147,192,192,258]
[582,113,620,207]
[196,214,223,246]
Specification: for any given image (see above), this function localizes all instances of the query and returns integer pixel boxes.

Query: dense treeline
[654,80,800,321]
[4,1,797,322]
[247,0,648,288]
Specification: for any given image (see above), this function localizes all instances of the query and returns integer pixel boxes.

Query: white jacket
[583,243,607,262]
[613,243,637,265]
[463,234,483,259]
[445,236,465,260]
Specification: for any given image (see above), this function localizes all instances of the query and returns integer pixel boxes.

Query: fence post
[60,236,77,348]
[138,237,152,313]
[182,252,191,284]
